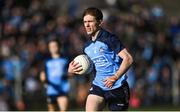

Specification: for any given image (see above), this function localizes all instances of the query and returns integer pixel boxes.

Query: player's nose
[85,22,90,27]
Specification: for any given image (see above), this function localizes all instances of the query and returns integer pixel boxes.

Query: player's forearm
[114,55,133,79]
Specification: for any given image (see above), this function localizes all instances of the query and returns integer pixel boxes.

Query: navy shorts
[47,94,68,104]
[89,81,130,111]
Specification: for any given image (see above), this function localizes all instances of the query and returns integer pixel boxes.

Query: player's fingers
[70,60,75,65]
[72,61,78,66]
[104,80,110,87]
[73,62,82,68]
[104,82,112,88]
[103,77,109,82]
[75,64,82,69]
[74,66,83,72]
[104,77,114,88]
[104,80,108,86]
[103,77,111,85]
[68,61,76,73]
[107,82,113,88]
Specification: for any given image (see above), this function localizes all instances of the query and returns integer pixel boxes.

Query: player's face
[83,14,101,36]
[48,41,59,55]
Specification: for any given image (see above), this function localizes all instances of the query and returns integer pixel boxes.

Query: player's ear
[98,20,103,26]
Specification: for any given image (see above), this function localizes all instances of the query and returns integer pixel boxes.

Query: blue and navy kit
[84,28,127,90]
[44,57,70,96]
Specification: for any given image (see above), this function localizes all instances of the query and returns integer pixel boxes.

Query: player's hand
[103,75,118,88]
[68,60,83,74]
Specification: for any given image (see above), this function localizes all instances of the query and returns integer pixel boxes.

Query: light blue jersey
[84,29,127,90]
[44,57,70,96]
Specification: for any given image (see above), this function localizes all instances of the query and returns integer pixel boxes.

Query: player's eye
[83,21,87,24]
[83,20,94,23]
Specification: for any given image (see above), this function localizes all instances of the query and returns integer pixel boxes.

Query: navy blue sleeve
[83,40,91,54]
[109,35,125,54]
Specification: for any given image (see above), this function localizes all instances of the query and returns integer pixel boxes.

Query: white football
[73,54,93,75]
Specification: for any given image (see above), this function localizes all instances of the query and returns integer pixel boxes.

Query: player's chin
[86,31,92,35]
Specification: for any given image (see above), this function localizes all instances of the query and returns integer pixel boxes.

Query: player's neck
[52,53,60,58]
[91,30,100,41]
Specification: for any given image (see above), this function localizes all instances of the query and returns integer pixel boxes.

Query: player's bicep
[118,48,133,64]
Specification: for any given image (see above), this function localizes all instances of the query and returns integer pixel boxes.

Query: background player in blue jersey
[68,7,133,111]
[40,39,70,111]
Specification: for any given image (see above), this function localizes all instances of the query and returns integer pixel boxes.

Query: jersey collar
[91,28,103,42]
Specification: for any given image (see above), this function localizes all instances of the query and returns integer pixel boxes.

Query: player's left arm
[104,48,133,88]
[115,48,133,78]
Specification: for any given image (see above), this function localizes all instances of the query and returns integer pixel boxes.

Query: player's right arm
[40,71,46,83]
[68,61,83,75]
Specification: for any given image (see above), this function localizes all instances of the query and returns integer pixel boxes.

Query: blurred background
[0,0,179,111]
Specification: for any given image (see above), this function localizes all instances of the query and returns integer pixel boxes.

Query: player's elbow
[129,55,133,66]
[125,54,133,66]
